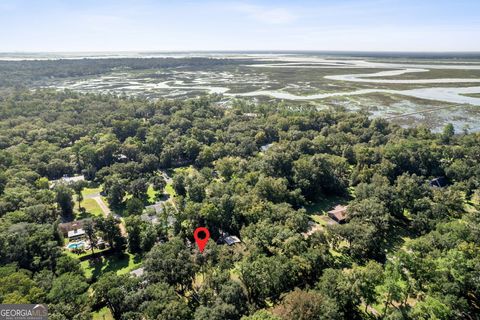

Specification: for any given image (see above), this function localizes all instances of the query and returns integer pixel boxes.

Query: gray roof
[260,143,273,152]
[145,202,165,214]
[49,175,85,188]
[130,267,144,277]
[141,213,159,224]
[222,235,241,246]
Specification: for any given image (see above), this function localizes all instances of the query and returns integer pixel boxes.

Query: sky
[1,0,479,52]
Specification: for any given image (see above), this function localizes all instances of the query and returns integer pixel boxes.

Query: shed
[218,235,241,246]
[327,205,348,224]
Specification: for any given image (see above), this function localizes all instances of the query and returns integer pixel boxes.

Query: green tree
[125,197,144,216]
[83,219,98,255]
[141,282,192,320]
[129,178,148,200]
[241,310,281,320]
[55,185,74,218]
[104,176,126,207]
[125,216,143,253]
[273,288,340,320]
[239,255,296,307]
[441,123,455,143]
[95,216,125,252]
[47,273,89,314]
[143,238,196,292]
[93,272,140,320]
[150,175,166,195]
[71,180,87,212]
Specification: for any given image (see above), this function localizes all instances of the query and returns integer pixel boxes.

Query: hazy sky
[1,0,479,52]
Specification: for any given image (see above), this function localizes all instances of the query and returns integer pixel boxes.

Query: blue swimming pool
[67,241,85,249]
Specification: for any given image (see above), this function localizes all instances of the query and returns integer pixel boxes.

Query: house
[49,175,85,189]
[58,219,90,236]
[430,177,448,188]
[68,228,86,240]
[328,205,348,224]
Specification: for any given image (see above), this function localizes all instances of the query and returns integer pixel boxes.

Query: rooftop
[130,267,145,277]
[49,175,85,188]
[67,228,85,238]
[220,235,241,246]
[327,205,348,223]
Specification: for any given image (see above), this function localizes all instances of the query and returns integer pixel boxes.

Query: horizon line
[2,50,480,54]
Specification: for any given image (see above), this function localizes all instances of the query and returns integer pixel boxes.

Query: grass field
[82,186,103,197]
[81,198,104,216]
[80,253,142,279]
[64,246,110,259]
[74,198,104,219]
[73,186,106,219]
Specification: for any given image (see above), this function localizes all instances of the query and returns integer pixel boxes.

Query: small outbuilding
[218,234,241,246]
[328,205,348,224]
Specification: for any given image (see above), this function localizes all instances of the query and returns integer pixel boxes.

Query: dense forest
[0,87,479,320]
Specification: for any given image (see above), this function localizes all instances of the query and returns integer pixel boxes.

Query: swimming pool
[67,241,86,249]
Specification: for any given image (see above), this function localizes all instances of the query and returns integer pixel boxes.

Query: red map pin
[193,227,210,253]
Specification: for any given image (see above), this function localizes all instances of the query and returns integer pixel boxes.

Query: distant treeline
[0,57,260,87]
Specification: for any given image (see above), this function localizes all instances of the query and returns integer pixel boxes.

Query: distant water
[1,51,480,61]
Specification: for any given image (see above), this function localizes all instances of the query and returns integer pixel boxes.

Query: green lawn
[92,307,113,320]
[74,197,104,219]
[73,186,106,219]
[80,253,142,279]
[81,198,104,216]
[147,184,157,203]
[305,195,350,215]
[165,183,176,197]
[311,215,329,226]
[82,186,103,197]
[65,246,110,259]
[173,165,194,174]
